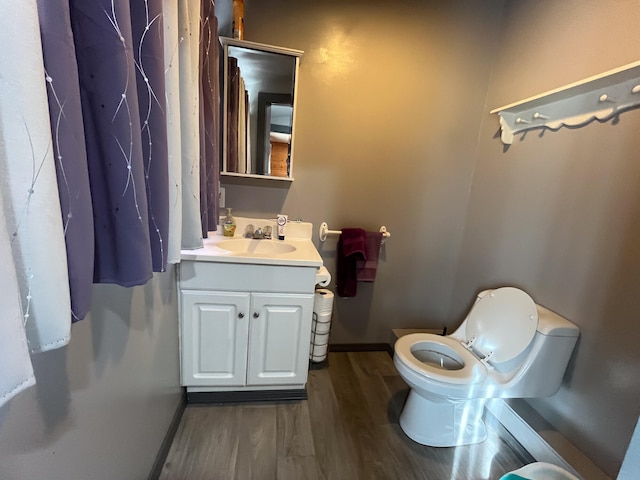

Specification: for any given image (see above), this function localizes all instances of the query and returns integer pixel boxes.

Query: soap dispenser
[223,208,236,237]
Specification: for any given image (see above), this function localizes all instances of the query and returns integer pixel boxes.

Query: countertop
[180,218,323,268]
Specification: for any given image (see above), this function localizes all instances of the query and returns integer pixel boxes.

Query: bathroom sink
[217,239,297,255]
[180,217,322,267]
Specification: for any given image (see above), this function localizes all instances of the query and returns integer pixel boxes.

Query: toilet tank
[536,304,580,338]
[449,290,580,398]
[503,304,580,398]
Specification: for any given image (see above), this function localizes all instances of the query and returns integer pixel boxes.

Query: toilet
[393,287,579,447]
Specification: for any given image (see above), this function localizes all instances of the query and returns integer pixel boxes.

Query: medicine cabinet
[221,37,303,181]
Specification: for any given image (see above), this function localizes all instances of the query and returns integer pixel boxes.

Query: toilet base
[398,389,488,447]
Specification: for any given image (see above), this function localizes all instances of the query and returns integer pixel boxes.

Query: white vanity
[178,218,323,402]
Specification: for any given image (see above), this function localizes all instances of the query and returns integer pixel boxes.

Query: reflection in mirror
[224,41,298,177]
[256,93,293,176]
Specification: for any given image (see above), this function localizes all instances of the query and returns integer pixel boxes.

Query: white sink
[217,239,297,255]
[180,217,322,267]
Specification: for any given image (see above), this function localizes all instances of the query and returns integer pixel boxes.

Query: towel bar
[318,222,391,244]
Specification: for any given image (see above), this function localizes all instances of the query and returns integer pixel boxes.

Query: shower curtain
[0,0,221,407]
[0,0,71,407]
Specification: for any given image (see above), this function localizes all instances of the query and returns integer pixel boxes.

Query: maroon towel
[357,232,383,281]
[336,228,367,297]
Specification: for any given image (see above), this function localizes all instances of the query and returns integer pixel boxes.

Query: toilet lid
[466,287,538,364]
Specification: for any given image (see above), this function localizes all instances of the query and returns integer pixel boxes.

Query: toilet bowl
[393,287,579,447]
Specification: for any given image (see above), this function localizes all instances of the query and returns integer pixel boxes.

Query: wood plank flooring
[159,351,534,480]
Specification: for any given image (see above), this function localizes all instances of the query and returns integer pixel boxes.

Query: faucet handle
[244,224,254,238]
[263,225,272,239]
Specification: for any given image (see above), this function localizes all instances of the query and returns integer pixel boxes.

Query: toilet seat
[466,287,538,364]
[395,334,487,385]
[394,287,539,385]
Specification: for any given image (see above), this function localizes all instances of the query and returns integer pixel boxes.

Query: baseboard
[148,392,187,480]
[187,388,307,403]
[486,399,610,480]
[329,343,393,355]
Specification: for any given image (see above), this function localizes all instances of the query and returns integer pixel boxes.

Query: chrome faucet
[243,224,272,239]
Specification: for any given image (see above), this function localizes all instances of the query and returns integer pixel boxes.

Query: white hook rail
[491,60,640,144]
[318,222,391,244]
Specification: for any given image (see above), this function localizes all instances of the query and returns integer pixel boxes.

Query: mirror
[222,39,301,180]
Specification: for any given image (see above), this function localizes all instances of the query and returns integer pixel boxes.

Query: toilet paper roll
[312,311,332,334]
[315,266,331,287]
[310,331,330,346]
[313,288,334,314]
[310,342,329,361]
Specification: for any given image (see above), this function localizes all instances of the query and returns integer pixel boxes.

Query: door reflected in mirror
[257,93,292,177]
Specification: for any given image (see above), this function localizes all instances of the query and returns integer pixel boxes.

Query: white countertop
[180,218,323,268]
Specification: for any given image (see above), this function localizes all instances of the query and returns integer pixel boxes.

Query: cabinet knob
[238,312,244,319]
[253,312,259,318]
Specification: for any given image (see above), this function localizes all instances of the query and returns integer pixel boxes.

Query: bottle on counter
[223,208,236,237]
[277,214,287,240]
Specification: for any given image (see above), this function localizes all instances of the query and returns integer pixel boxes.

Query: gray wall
[8,1,633,478]
[225,0,640,477]
[225,0,506,343]
[0,269,181,479]
[450,0,640,477]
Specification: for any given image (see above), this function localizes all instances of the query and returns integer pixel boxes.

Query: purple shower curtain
[38,0,219,291]
[130,0,170,272]
[69,0,154,286]
[37,0,95,321]
[0,0,221,405]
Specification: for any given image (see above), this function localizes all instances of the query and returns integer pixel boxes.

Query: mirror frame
[220,37,302,181]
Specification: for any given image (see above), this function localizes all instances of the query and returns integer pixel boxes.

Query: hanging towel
[336,228,367,297]
[356,231,383,282]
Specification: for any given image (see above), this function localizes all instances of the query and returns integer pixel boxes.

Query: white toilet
[393,287,579,447]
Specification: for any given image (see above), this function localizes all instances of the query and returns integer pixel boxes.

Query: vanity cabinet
[180,290,313,388]
[178,260,316,399]
[221,37,303,181]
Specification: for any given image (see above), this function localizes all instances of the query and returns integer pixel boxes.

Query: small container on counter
[223,208,236,237]
[277,214,287,240]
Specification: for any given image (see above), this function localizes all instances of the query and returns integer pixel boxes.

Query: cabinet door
[181,291,250,386]
[247,293,314,386]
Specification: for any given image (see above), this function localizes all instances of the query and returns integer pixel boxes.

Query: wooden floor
[159,351,534,480]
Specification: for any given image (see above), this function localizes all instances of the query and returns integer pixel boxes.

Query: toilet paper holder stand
[318,222,391,244]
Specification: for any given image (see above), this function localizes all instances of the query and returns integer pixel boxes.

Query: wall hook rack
[491,60,640,144]
[318,222,391,244]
